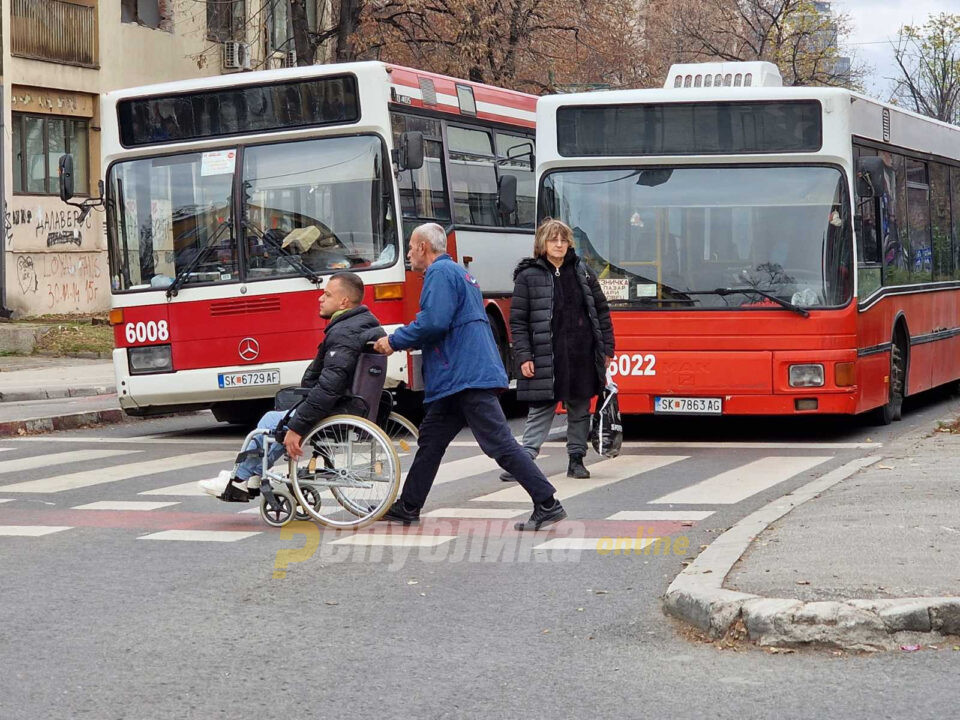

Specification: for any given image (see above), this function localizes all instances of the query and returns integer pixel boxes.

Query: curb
[0,386,116,403]
[0,408,128,436]
[662,454,960,651]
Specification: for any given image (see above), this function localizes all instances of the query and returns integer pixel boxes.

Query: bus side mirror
[59,154,75,202]
[856,156,885,200]
[497,174,517,217]
[397,131,424,171]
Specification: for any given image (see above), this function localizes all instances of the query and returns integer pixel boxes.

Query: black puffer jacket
[510,249,615,403]
[287,305,385,435]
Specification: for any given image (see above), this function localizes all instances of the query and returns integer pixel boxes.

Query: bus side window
[390,113,450,222]
[496,132,536,228]
[447,125,499,226]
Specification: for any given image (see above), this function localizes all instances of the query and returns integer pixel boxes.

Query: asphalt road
[1,389,958,719]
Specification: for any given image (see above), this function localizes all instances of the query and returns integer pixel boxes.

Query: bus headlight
[789,364,824,387]
[128,345,173,375]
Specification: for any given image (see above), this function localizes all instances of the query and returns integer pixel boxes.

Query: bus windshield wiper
[244,221,323,285]
[686,287,810,317]
[609,296,698,306]
[166,219,233,298]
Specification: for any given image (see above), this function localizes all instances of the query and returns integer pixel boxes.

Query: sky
[832,0,960,97]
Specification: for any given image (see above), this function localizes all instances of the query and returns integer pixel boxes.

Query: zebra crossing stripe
[650,456,832,505]
[141,480,210,497]
[606,510,715,521]
[138,530,260,542]
[72,501,180,511]
[0,525,72,536]
[471,455,688,503]
[0,451,236,494]
[0,499,13,505]
[0,450,137,480]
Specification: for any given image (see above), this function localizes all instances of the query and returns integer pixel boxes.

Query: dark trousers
[400,389,557,508]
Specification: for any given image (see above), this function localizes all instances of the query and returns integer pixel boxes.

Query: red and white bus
[89,62,536,423]
[536,61,960,423]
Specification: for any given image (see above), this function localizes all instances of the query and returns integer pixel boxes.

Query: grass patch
[32,322,114,356]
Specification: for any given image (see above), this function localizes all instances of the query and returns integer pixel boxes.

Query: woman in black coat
[502,218,615,481]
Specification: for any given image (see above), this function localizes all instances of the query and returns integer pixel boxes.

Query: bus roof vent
[664,62,782,90]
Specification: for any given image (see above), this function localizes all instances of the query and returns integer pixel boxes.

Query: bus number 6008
[608,353,657,377]
[124,321,169,344]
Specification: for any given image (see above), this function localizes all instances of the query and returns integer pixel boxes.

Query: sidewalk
[0,356,124,434]
[663,406,960,652]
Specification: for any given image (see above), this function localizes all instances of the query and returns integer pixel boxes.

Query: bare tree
[657,0,865,88]
[890,13,960,124]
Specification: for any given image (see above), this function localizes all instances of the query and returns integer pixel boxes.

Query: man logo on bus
[238,337,260,362]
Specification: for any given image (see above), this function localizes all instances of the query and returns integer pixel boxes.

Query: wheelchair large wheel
[381,412,418,454]
[290,414,400,529]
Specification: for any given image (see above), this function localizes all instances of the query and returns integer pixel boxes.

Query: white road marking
[0,450,137,479]
[401,453,550,490]
[141,480,210,497]
[71,501,180,511]
[1,436,239,445]
[650,456,833,505]
[0,525,72,536]
[0,499,13,505]
[139,530,260,542]
[330,534,456,547]
[422,508,526,519]
[0,451,236,494]
[471,454,687,503]
[606,510,715,521]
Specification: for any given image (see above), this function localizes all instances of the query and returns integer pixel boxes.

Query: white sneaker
[198,470,239,498]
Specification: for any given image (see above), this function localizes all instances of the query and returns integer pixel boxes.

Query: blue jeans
[235,410,288,481]
[400,389,557,508]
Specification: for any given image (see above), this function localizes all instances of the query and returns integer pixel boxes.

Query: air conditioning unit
[222,41,250,71]
[283,50,297,68]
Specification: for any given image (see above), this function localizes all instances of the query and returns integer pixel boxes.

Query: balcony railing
[11,0,98,68]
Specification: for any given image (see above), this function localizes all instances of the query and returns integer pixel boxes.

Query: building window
[208,0,245,42]
[122,0,162,29]
[266,0,316,53]
[12,114,89,196]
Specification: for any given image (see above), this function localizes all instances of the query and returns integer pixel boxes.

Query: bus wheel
[875,341,906,425]
[488,315,510,377]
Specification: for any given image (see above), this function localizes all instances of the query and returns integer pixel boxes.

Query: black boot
[514,497,567,531]
[567,454,590,479]
[378,499,421,525]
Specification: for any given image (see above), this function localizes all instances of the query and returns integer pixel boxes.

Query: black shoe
[514,499,567,531]
[567,454,591,479]
[500,470,515,482]
[379,499,421,525]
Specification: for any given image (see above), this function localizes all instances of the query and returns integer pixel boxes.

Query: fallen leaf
[407,580,419,585]
[681,521,694,527]
[900,644,921,652]
[877,464,895,470]
[795,580,811,585]
[542,629,551,634]
[594,590,608,595]
[324,600,339,606]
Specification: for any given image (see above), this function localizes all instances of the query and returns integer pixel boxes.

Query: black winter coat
[287,305,385,435]
[510,248,615,403]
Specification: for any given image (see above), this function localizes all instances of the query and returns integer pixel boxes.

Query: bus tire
[875,340,906,426]
[488,313,510,378]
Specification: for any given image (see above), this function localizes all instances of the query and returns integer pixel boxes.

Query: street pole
[0,89,9,317]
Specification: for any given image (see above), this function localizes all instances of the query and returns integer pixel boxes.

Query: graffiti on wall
[12,253,103,312]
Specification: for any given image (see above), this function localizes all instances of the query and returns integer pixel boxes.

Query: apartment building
[2,0,326,316]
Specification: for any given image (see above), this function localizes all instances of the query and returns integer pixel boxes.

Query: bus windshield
[540,165,852,310]
[106,134,397,291]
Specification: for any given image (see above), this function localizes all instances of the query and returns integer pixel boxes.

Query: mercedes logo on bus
[238,337,260,362]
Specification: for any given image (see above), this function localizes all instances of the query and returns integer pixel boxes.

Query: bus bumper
[618,391,859,415]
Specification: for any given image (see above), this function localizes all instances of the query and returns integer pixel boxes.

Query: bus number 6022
[608,353,657,377]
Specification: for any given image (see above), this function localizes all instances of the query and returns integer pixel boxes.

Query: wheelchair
[232,348,418,529]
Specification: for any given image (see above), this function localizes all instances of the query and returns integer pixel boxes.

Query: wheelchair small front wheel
[291,414,400,529]
[259,486,296,527]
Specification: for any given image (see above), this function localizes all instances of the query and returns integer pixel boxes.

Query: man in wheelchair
[199,271,385,501]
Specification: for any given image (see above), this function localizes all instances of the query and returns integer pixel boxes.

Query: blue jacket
[389,254,507,403]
